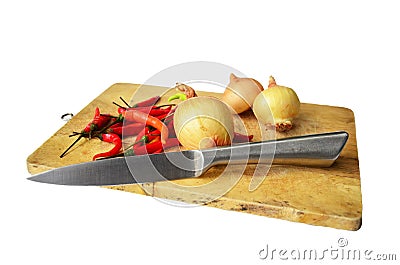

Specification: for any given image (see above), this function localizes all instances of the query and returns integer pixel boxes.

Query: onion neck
[268,76,277,88]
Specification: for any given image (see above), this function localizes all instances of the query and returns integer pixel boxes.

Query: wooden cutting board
[27,83,362,230]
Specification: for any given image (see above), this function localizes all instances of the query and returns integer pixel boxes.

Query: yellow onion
[252,76,300,132]
[173,97,234,149]
[221,73,264,114]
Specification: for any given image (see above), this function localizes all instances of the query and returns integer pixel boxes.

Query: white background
[1,0,399,264]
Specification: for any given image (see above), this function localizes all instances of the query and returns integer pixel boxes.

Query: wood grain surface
[27,83,362,230]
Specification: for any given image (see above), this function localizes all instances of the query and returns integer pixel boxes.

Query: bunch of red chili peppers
[61,95,254,161]
[60,95,179,160]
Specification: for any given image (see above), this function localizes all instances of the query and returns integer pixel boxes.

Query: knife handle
[205,131,348,168]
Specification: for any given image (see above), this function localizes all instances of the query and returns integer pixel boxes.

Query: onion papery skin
[221,73,264,114]
[252,77,300,132]
[173,97,234,149]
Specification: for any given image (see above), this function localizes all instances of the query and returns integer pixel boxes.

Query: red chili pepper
[162,108,176,125]
[119,105,172,117]
[82,107,99,133]
[92,113,111,131]
[60,107,111,158]
[92,133,122,160]
[149,106,172,116]
[154,112,169,121]
[149,135,161,144]
[123,123,145,136]
[131,96,160,108]
[107,123,144,136]
[133,138,161,155]
[117,107,127,114]
[109,122,123,129]
[153,148,163,154]
[129,129,160,147]
[233,132,254,143]
[132,137,180,155]
[124,110,169,144]
[166,120,176,137]
[135,126,149,143]
[142,129,161,143]
[82,107,111,135]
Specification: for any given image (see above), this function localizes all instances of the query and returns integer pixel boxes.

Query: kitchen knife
[28,131,348,186]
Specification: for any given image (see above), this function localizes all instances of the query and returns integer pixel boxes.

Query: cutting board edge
[101,183,362,231]
[207,196,362,231]
[147,183,362,231]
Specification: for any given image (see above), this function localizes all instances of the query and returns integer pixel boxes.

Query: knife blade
[28,131,348,186]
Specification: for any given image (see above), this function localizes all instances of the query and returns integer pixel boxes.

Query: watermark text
[259,238,397,262]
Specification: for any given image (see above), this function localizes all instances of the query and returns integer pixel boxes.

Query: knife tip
[27,174,45,183]
[27,170,58,185]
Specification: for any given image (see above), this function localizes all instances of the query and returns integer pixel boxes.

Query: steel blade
[28,150,205,186]
[28,131,349,186]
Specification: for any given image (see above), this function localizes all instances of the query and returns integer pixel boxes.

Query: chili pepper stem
[123,137,146,151]
[60,135,83,158]
[69,131,82,137]
[97,114,124,134]
[119,97,132,108]
[112,102,126,109]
